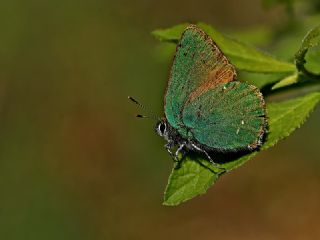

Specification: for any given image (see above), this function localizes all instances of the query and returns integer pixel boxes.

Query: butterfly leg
[191,143,225,171]
[165,141,186,162]
[174,142,186,162]
[165,142,175,158]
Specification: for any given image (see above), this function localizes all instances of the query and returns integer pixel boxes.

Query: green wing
[165,25,236,137]
[182,82,266,151]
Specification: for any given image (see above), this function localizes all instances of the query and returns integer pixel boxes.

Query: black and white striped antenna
[128,96,159,120]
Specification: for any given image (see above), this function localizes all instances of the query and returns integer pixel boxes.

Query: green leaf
[271,72,299,90]
[239,71,287,89]
[151,23,189,43]
[152,23,295,73]
[230,26,274,47]
[198,23,295,73]
[164,92,320,206]
[163,154,223,206]
[262,92,320,149]
[295,25,320,77]
[305,45,320,75]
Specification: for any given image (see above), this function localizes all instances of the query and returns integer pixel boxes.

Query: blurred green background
[0,0,319,239]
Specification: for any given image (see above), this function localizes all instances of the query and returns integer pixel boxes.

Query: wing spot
[241,120,245,125]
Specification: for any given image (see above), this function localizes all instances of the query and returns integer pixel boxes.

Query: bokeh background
[1,0,320,239]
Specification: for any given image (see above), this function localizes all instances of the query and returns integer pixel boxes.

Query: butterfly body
[156,25,267,164]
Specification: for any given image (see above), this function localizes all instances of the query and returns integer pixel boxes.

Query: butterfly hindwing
[165,25,236,137]
[182,82,266,151]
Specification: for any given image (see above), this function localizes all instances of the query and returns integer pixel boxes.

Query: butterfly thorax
[155,118,207,160]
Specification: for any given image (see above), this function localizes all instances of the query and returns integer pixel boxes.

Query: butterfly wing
[182,81,266,151]
[165,25,236,137]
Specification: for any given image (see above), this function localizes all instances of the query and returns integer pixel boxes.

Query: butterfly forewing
[165,25,236,137]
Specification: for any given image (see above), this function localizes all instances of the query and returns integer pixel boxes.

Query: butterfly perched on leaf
[132,25,267,168]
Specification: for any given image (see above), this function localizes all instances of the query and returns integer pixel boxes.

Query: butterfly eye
[158,122,166,135]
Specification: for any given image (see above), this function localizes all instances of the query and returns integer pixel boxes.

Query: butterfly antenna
[128,96,159,120]
[136,114,148,118]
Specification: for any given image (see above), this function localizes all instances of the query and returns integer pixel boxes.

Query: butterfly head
[155,118,168,139]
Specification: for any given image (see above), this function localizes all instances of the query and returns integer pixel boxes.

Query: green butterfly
[155,25,267,167]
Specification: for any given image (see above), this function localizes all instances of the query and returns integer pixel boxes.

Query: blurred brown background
[0,0,319,239]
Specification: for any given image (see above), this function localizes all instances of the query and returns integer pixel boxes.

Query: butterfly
[154,25,267,167]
